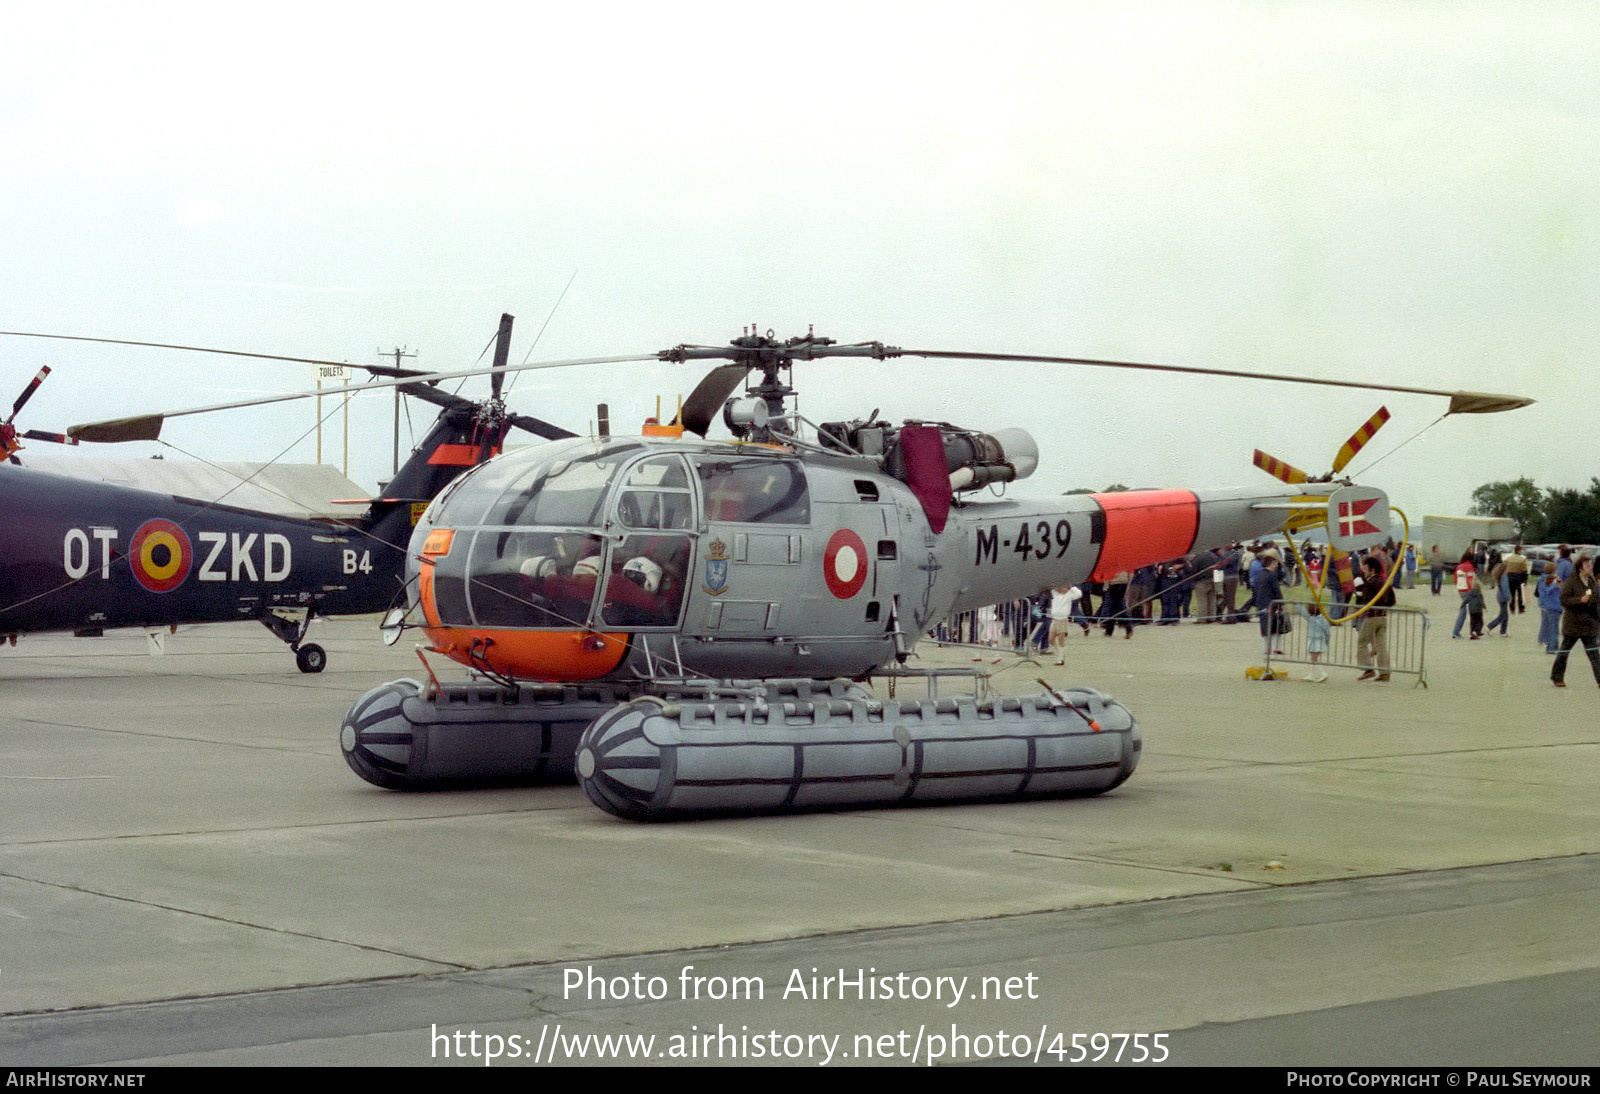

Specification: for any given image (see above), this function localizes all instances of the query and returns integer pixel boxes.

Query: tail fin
[356,400,504,548]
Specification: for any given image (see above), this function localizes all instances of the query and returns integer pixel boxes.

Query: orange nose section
[416,562,627,680]
[421,625,629,681]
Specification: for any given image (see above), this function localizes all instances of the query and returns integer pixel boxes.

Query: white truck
[1419,515,1517,565]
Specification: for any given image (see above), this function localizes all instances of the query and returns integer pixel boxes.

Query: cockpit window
[695,457,810,524]
[623,456,689,489]
[439,454,540,526]
[465,529,604,627]
[615,455,694,530]
[481,452,626,529]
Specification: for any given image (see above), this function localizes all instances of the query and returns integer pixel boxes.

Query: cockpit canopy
[414,438,810,631]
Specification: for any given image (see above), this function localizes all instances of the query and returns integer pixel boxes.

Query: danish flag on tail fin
[1327,486,1390,551]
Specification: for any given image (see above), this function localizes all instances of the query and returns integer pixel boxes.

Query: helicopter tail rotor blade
[1252,449,1310,485]
[1331,406,1391,474]
[8,365,50,422]
[677,364,750,437]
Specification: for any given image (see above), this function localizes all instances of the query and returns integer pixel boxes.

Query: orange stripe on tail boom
[1090,490,1200,580]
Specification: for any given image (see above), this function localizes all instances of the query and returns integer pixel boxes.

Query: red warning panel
[427,443,500,467]
[1089,490,1199,581]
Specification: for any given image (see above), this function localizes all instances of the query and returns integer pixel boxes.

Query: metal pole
[378,346,416,476]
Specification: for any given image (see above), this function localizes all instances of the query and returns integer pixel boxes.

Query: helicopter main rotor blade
[392,380,577,441]
[395,382,474,413]
[21,429,78,446]
[365,363,435,380]
[489,313,514,402]
[67,353,656,442]
[506,412,577,441]
[676,364,751,437]
[898,350,1534,413]
[2,331,380,373]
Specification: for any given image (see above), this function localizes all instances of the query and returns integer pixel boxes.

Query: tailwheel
[257,609,326,672]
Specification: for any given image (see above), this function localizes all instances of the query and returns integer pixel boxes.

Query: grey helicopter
[315,328,1529,820]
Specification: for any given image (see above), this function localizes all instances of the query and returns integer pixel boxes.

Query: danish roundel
[823,528,869,600]
[130,519,192,593]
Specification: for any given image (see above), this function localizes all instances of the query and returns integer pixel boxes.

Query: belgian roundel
[130,519,192,593]
[823,529,869,599]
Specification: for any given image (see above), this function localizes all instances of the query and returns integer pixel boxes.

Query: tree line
[1470,477,1600,544]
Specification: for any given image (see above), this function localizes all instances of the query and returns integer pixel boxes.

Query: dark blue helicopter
[0,316,575,671]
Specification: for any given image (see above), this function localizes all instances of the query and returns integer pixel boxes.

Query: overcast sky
[3,1,1593,528]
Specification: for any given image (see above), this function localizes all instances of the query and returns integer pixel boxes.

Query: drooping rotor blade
[66,352,656,442]
[1331,406,1391,474]
[1253,449,1310,485]
[7,365,50,423]
[71,414,167,444]
[1446,391,1534,414]
[2,332,377,373]
[899,349,1534,413]
[21,429,78,446]
[677,364,751,437]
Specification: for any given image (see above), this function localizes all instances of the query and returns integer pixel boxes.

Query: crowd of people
[932,537,1600,689]
[932,538,1409,682]
[933,541,1337,662]
[934,537,1600,690]
[1430,541,1600,687]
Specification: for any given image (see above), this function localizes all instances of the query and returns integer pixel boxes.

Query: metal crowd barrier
[1263,599,1429,688]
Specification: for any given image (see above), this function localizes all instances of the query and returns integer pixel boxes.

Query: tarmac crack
[1009,848,1277,885]
[1160,740,1598,767]
[0,867,473,973]
[0,805,580,847]
[5,716,335,756]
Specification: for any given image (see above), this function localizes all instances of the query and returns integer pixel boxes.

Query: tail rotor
[1252,406,1396,601]
[3,366,78,462]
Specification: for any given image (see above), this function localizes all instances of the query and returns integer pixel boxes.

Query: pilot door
[595,454,694,630]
